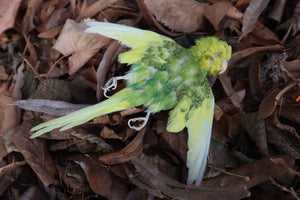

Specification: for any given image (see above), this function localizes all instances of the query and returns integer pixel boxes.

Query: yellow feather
[30,88,142,138]
[186,97,214,185]
[166,97,191,132]
[85,22,173,48]
[118,46,148,64]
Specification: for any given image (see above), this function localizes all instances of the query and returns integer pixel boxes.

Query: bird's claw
[128,112,150,131]
[102,76,126,98]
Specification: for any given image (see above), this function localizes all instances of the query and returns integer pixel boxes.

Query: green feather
[31,22,232,185]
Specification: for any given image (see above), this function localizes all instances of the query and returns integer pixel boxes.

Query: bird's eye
[215,53,221,58]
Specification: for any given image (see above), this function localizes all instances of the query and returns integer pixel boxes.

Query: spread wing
[186,96,214,185]
[85,22,174,48]
[85,22,179,66]
[167,92,214,185]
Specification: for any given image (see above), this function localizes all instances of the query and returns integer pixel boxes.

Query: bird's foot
[128,112,150,131]
[102,76,126,98]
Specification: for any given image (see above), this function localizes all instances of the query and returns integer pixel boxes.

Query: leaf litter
[0,0,300,199]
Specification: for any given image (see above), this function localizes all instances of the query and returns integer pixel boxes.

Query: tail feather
[30,88,142,138]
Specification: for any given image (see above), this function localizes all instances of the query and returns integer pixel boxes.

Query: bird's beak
[219,59,228,74]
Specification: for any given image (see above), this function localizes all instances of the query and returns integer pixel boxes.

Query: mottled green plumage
[31,22,231,185]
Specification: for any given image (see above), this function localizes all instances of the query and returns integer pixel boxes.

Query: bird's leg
[128,112,150,131]
[102,76,126,98]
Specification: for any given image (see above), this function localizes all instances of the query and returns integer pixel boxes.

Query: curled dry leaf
[53,19,110,75]
[259,87,281,118]
[144,0,208,33]
[72,155,112,195]
[96,41,122,100]
[0,0,22,34]
[98,128,145,165]
[259,82,298,118]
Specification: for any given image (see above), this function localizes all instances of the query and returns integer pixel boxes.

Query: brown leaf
[53,19,110,75]
[98,128,145,165]
[0,82,18,133]
[266,117,300,159]
[259,87,281,118]
[259,82,298,118]
[96,41,122,100]
[204,2,231,31]
[0,0,22,34]
[72,154,112,195]
[10,120,57,186]
[202,155,294,189]
[229,45,283,67]
[282,59,300,80]
[100,127,122,140]
[76,0,119,21]
[126,157,250,200]
[240,0,270,40]
[280,105,300,124]
[238,112,269,156]
[36,8,71,33]
[0,65,8,80]
[22,0,43,34]
[144,0,208,33]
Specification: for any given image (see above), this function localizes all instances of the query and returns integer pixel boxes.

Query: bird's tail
[30,88,142,138]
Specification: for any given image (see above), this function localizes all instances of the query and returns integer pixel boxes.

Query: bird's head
[190,37,231,76]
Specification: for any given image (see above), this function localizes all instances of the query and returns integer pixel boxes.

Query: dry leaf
[127,157,250,200]
[268,0,287,23]
[11,99,88,116]
[53,19,110,75]
[280,105,300,124]
[202,155,294,189]
[0,0,22,34]
[98,128,145,165]
[259,83,298,118]
[76,0,119,21]
[238,112,269,156]
[259,87,281,118]
[0,82,18,134]
[0,65,8,80]
[22,0,43,34]
[10,120,57,186]
[72,155,112,195]
[96,41,122,100]
[204,2,231,31]
[240,0,270,40]
[144,0,208,33]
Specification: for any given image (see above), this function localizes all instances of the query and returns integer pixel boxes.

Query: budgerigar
[30,22,231,185]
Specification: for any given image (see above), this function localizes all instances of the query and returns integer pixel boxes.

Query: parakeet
[30,22,231,185]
